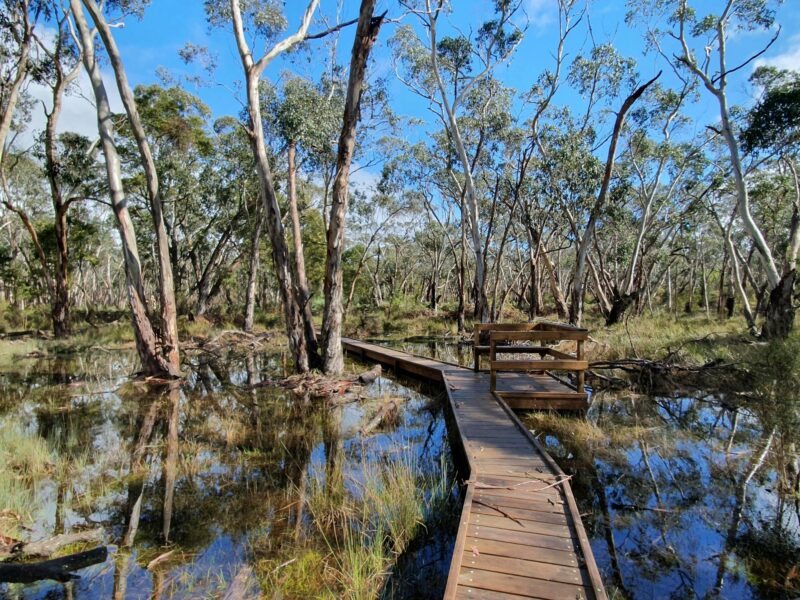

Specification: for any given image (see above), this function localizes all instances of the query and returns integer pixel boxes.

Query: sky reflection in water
[0,348,456,599]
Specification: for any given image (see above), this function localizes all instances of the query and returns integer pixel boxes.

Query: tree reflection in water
[0,348,455,599]
[525,391,800,599]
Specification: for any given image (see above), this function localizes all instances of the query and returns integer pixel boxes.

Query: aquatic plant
[0,423,53,536]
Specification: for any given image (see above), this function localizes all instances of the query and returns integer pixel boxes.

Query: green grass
[0,424,53,536]
[314,457,427,600]
[257,453,451,599]
[584,312,750,365]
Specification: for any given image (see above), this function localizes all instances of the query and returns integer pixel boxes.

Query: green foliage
[741,335,800,432]
[568,43,637,103]
[742,67,800,155]
[135,84,212,154]
[203,0,286,37]
[0,423,52,535]
[271,76,342,164]
[301,207,326,297]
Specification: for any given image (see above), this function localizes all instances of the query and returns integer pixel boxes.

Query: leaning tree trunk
[71,0,176,376]
[229,0,319,372]
[457,200,467,332]
[569,72,661,325]
[246,77,310,372]
[83,0,180,373]
[604,291,638,326]
[320,0,385,374]
[42,20,81,338]
[0,1,34,167]
[52,206,70,337]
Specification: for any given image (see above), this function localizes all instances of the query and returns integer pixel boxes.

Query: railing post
[489,333,497,392]
[473,325,480,372]
[576,339,585,394]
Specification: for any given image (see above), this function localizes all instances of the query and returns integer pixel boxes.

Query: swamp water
[0,347,458,599]
[376,337,800,599]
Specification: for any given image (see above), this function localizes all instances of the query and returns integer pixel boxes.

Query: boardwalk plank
[468,513,572,538]
[465,524,576,553]
[455,587,534,600]
[460,550,588,586]
[464,537,579,567]
[471,502,570,525]
[457,568,591,600]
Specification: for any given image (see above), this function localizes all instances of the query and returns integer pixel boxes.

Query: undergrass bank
[0,304,778,376]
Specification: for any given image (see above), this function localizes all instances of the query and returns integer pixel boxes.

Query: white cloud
[350,164,381,193]
[10,25,123,151]
[755,34,800,72]
[13,69,124,152]
[524,0,556,29]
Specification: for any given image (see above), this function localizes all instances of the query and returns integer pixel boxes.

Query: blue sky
[26,0,800,183]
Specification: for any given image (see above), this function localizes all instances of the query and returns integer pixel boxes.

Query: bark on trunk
[229,0,319,372]
[320,1,385,374]
[604,291,638,326]
[0,1,34,167]
[569,72,660,325]
[27,14,80,338]
[287,141,318,358]
[457,199,467,332]
[244,208,263,333]
[761,270,796,340]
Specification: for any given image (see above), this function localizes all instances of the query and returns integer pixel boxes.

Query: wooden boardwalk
[342,338,607,600]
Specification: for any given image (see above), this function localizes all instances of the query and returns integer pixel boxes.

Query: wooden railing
[473,321,589,397]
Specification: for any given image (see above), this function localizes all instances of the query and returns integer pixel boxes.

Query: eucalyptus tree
[343,189,408,316]
[562,43,660,325]
[210,0,322,371]
[379,136,469,328]
[271,75,341,356]
[393,0,525,322]
[0,2,97,336]
[118,84,248,318]
[320,0,386,374]
[37,6,84,336]
[77,0,182,372]
[517,0,585,321]
[631,0,794,337]
[0,151,50,303]
[70,0,179,377]
[742,67,800,329]
[592,83,701,325]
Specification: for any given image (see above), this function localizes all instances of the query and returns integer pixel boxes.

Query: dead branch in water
[1,528,104,561]
[359,397,400,436]
[588,357,738,391]
[249,364,382,403]
[0,546,107,583]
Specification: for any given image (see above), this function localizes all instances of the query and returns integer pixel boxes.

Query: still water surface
[0,347,457,599]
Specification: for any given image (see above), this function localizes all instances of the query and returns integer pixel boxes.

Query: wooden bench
[474,322,590,409]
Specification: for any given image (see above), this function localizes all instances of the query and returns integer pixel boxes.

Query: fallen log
[357,364,382,384]
[14,528,104,559]
[0,546,107,583]
[359,399,399,436]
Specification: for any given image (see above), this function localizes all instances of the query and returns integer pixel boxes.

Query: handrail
[485,325,587,395]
